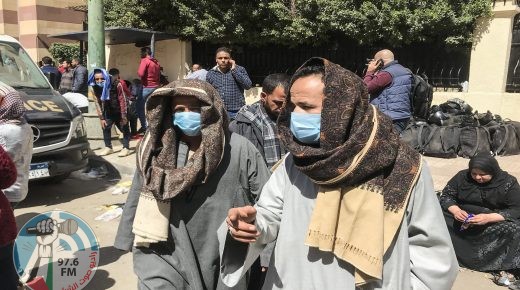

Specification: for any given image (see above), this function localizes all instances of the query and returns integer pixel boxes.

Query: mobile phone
[375,59,384,70]
[459,213,474,231]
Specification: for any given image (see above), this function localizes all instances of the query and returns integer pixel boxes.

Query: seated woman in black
[440,154,520,286]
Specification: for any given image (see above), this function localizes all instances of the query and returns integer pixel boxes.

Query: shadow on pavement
[14,212,39,231]
[98,246,127,267]
[84,269,116,290]
[17,157,123,209]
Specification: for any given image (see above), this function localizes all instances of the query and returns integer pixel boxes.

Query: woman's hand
[448,205,468,222]
[468,213,505,226]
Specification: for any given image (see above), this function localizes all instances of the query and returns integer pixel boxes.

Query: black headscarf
[465,154,507,189]
[468,153,501,176]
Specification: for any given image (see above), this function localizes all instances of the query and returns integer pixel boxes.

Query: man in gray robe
[115,79,270,289]
[219,58,458,290]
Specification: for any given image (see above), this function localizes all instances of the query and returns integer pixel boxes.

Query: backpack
[418,125,460,158]
[410,74,433,120]
[458,126,492,158]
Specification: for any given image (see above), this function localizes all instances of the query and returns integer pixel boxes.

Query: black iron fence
[193,41,470,92]
[506,13,520,92]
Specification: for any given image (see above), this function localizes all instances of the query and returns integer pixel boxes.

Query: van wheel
[41,173,71,184]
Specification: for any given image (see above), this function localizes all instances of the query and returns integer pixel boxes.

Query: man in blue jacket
[363,49,412,133]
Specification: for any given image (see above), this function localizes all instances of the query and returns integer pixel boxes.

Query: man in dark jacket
[40,56,61,88]
[363,49,412,133]
[71,57,88,95]
[229,73,289,169]
[88,68,133,157]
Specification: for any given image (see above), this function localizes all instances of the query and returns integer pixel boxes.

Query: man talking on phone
[363,49,413,133]
[206,47,252,120]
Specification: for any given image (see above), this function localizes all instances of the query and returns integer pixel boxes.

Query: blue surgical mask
[96,81,105,88]
[173,112,201,136]
[290,112,321,144]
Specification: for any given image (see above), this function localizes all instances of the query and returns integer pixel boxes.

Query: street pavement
[13,137,520,289]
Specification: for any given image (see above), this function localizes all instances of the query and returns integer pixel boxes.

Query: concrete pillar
[87,0,105,71]
[468,1,520,93]
[85,0,111,149]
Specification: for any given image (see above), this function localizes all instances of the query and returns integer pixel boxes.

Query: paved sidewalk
[424,154,520,191]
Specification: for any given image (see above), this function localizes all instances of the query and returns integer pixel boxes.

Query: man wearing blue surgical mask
[220,58,458,290]
[115,79,270,290]
[171,95,203,149]
[88,68,133,157]
[288,71,324,144]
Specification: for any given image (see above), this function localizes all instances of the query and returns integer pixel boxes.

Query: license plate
[29,162,50,179]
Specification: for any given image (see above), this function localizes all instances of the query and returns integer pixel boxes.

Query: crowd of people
[1,46,519,290]
[113,51,459,290]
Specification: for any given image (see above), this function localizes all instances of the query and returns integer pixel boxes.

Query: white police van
[0,35,89,181]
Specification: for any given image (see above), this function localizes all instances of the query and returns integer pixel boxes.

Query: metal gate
[506,13,520,93]
[192,41,471,91]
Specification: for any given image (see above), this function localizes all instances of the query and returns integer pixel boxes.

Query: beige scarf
[304,106,422,285]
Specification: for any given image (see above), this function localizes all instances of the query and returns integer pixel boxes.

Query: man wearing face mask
[88,68,133,157]
[114,79,270,289]
[219,58,458,290]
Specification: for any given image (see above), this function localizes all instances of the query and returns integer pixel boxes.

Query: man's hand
[448,205,468,222]
[226,206,259,243]
[229,59,236,70]
[100,119,107,129]
[120,117,128,126]
[367,60,381,73]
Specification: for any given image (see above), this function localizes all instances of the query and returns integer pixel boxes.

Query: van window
[0,41,50,89]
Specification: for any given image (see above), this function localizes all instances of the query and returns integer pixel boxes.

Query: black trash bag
[476,110,494,126]
[428,110,450,126]
[439,98,473,115]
